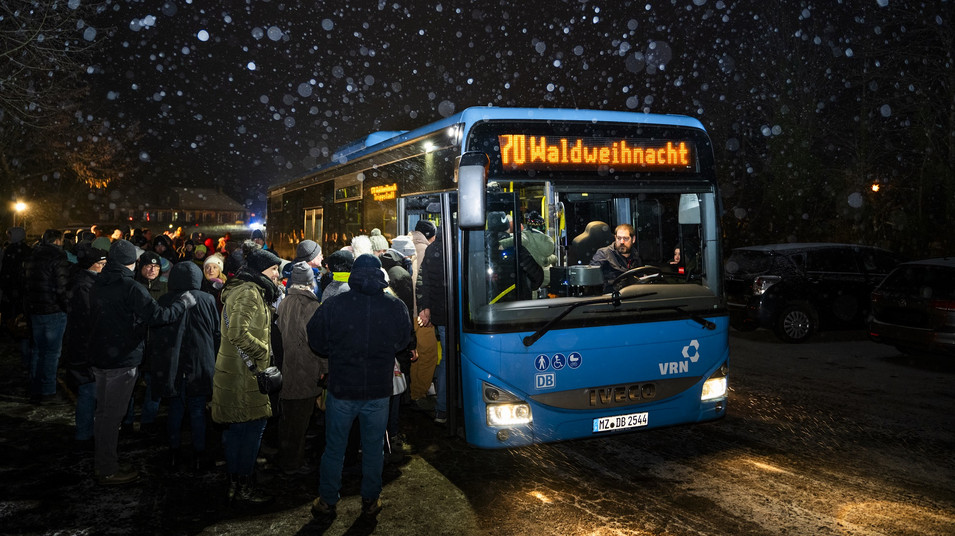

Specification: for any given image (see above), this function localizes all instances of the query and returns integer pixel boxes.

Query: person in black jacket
[149,261,220,471]
[64,242,108,449]
[1,227,32,364]
[415,228,450,424]
[306,254,414,520]
[89,240,196,486]
[23,229,71,405]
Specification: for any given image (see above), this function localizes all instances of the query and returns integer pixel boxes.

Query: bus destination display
[499,134,695,172]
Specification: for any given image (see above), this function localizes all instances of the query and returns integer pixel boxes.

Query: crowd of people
[0,219,446,522]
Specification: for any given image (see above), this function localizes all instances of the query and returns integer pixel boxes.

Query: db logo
[682,340,700,363]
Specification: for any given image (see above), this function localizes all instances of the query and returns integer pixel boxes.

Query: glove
[179,290,197,308]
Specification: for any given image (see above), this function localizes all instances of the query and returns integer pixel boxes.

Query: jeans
[221,418,267,476]
[93,366,138,476]
[124,372,159,426]
[434,325,447,413]
[29,312,67,397]
[75,381,96,441]
[167,379,208,452]
[320,392,389,505]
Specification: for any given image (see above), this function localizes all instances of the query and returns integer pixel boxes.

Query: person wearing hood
[275,261,326,475]
[320,249,354,302]
[211,247,283,506]
[64,241,107,449]
[153,234,177,264]
[23,229,71,405]
[149,261,220,471]
[306,254,415,520]
[89,239,197,486]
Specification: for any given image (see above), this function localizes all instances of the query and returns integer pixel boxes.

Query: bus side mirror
[457,151,489,229]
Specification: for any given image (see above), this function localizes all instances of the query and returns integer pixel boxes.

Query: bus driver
[590,223,642,292]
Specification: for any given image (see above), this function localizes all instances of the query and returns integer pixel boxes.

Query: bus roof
[272,107,707,191]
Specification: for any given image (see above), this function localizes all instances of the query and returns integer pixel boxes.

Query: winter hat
[251,229,265,241]
[415,220,437,239]
[203,253,224,272]
[294,239,321,263]
[92,236,112,252]
[289,261,314,286]
[139,251,162,267]
[325,249,354,273]
[390,235,416,258]
[352,253,382,272]
[8,227,25,243]
[349,235,371,257]
[75,242,108,269]
[369,229,389,252]
[153,234,172,250]
[204,238,215,250]
[159,257,171,275]
[247,248,282,274]
[194,245,207,257]
[109,239,139,265]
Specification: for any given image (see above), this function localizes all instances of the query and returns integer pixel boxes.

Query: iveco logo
[588,383,656,406]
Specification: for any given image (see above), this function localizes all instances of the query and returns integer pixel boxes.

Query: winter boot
[226,473,239,504]
[235,474,274,506]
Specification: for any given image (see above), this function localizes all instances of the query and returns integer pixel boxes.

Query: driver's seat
[567,221,612,266]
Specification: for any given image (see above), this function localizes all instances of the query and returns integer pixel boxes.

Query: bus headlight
[483,381,532,426]
[487,403,532,426]
[701,376,727,401]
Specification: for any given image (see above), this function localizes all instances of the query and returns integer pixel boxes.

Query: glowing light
[528,491,552,504]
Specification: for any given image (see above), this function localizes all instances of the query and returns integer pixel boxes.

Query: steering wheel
[610,265,664,290]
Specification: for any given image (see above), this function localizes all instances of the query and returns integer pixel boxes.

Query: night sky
[75,0,951,253]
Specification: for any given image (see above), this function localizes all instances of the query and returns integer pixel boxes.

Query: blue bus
[267,107,728,448]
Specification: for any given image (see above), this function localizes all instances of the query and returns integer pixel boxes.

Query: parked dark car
[867,258,955,355]
[725,243,903,343]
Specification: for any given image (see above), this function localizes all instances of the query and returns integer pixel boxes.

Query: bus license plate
[593,412,649,433]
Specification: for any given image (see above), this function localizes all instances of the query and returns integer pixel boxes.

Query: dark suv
[725,243,902,343]
[868,258,955,356]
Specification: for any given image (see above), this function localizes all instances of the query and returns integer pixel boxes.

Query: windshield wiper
[633,305,717,330]
[522,287,657,347]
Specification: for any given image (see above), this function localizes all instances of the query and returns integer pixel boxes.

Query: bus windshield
[462,183,721,333]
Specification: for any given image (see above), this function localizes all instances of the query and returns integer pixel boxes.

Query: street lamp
[13,201,26,227]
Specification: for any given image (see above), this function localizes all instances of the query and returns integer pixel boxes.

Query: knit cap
[247,248,282,273]
[352,253,382,271]
[294,239,322,263]
[203,253,224,272]
[325,249,354,273]
[390,235,416,258]
[369,229,389,252]
[109,239,139,265]
[139,251,161,267]
[289,261,314,286]
[415,220,436,239]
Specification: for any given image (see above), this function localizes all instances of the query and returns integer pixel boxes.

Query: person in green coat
[212,247,283,506]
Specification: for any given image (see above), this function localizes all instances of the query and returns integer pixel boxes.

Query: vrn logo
[658,339,700,375]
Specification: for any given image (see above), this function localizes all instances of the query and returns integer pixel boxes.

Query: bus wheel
[774,303,815,343]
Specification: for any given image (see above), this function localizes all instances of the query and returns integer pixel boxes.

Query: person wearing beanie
[89,239,196,485]
[158,257,171,284]
[92,236,112,252]
[64,241,107,450]
[286,239,323,300]
[305,254,415,520]
[135,251,167,300]
[320,249,354,302]
[390,235,416,259]
[201,253,228,303]
[192,244,209,266]
[212,244,282,506]
[23,229,71,405]
[407,221,439,411]
[368,229,389,255]
[274,261,325,475]
[351,234,373,257]
[414,219,437,240]
[148,261,220,472]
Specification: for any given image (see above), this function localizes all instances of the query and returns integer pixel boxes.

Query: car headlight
[752,275,780,295]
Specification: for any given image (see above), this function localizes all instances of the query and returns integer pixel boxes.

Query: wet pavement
[0,335,482,536]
